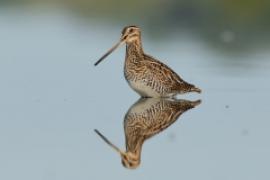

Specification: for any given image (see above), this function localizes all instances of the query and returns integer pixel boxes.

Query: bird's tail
[190,86,202,93]
[191,99,202,106]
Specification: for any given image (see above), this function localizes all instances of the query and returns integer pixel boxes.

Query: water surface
[0,7,269,180]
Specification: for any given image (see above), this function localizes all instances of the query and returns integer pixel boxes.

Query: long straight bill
[94,129,122,154]
[94,40,123,66]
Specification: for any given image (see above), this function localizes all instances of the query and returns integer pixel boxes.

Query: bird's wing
[141,54,187,89]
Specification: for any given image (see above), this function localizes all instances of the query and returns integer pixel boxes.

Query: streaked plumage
[94,26,201,97]
[94,98,201,169]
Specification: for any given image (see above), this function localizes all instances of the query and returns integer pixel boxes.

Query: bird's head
[121,152,140,169]
[121,26,141,44]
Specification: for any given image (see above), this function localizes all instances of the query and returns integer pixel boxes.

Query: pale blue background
[0,4,269,180]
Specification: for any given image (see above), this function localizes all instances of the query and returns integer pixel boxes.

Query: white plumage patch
[128,80,162,98]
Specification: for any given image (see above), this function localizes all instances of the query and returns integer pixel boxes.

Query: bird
[94,25,201,98]
[94,98,201,169]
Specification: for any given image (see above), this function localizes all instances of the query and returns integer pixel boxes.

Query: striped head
[121,26,141,43]
[121,152,140,169]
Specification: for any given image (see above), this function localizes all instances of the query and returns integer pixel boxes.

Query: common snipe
[94,98,201,169]
[94,25,201,98]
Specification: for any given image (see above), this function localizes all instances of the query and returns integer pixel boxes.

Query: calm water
[0,7,270,180]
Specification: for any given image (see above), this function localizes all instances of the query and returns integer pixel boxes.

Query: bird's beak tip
[93,40,124,66]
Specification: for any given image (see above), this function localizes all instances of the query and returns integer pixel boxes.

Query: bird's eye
[129,29,134,33]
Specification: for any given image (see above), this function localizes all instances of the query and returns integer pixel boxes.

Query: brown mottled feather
[122,98,201,168]
[122,26,201,97]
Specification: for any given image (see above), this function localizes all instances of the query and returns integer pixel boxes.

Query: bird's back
[125,53,200,97]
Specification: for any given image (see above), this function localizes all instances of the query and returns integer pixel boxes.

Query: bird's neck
[125,133,145,159]
[126,139,143,161]
[125,39,144,60]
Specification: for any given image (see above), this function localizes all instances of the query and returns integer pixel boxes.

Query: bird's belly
[127,80,163,98]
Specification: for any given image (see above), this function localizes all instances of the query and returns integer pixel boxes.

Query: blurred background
[0,1,270,180]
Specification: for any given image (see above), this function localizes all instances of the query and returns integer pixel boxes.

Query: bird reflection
[94,98,201,169]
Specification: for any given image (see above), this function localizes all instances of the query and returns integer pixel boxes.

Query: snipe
[94,98,201,169]
[94,25,201,98]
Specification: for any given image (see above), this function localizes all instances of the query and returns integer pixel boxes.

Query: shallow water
[0,7,270,180]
